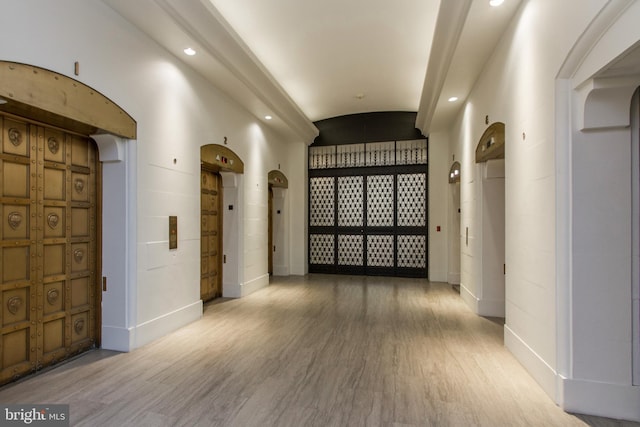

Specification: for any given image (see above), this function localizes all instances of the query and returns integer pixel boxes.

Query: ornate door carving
[0,114,97,385]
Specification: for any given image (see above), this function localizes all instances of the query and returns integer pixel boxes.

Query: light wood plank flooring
[0,275,638,426]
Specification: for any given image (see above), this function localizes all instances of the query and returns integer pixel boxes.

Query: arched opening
[475,122,505,317]
[554,11,640,413]
[0,61,137,382]
[268,170,289,277]
[200,144,244,298]
[448,161,461,289]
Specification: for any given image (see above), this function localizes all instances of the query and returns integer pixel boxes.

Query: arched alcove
[0,61,138,356]
[475,122,505,163]
[448,161,461,183]
[474,123,505,317]
[448,161,461,286]
[268,170,289,276]
[552,3,640,419]
[200,144,245,298]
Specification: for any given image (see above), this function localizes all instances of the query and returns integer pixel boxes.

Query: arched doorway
[268,170,288,276]
[200,144,244,300]
[0,61,136,384]
[553,5,640,415]
[475,122,505,317]
[448,161,461,290]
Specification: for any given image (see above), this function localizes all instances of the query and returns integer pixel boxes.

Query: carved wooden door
[0,114,97,385]
[200,169,222,301]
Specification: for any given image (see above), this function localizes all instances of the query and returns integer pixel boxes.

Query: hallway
[0,275,636,426]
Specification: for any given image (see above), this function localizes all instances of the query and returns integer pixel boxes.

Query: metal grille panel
[366,235,394,267]
[397,173,426,227]
[397,235,426,268]
[367,175,394,226]
[310,177,335,226]
[338,235,363,266]
[338,176,363,227]
[310,234,335,265]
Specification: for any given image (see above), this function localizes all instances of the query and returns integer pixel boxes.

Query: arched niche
[268,170,288,188]
[201,144,244,173]
[449,161,461,183]
[0,61,136,138]
[267,169,289,276]
[475,122,505,163]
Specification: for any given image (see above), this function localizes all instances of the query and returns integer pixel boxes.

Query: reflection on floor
[0,275,637,426]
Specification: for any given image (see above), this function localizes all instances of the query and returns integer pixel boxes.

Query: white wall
[448,0,607,402]
[428,131,450,282]
[447,0,640,420]
[1,0,307,351]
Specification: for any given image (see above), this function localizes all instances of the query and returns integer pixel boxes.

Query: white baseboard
[101,325,133,352]
[478,298,505,317]
[504,324,557,399]
[132,300,202,349]
[241,273,270,297]
[429,270,447,282]
[102,301,203,352]
[273,264,289,276]
[558,377,640,421]
[460,283,478,312]
[459,283,504,317]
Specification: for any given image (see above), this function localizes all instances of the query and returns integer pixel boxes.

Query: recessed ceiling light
[0,97,7,105]
[448,97,459,102]
[183,47,196,56]
[264,115,273,120]
[489,0,504,6]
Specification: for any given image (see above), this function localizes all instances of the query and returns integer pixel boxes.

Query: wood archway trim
[0,61,136,139]
[201,144,244,174]
[268,170,288,188]
[475,122,505,163]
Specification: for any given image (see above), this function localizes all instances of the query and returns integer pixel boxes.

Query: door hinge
[503,264,506,275]
[102,276,107,291]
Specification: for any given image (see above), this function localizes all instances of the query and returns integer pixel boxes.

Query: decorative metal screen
[367,175,394,226]
[310,234,335,265]
[338,176,363,226]
[367,235,394,267]
[309,139,428,277]
[397,173,426,227]
[338,235,363,266]
[310,177,335,226]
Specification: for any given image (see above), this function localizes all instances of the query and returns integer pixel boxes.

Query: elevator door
[200,169,222,301]
[0,114,97,385]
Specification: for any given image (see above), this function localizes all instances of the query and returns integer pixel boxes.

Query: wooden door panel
[71,208,89,237]
[200,170,222,301]
[2,162,30,198]
[70,135,89,167]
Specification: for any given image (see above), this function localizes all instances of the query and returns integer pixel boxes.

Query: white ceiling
[102,0,522,142]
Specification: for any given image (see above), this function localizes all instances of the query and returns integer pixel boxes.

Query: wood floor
[0,275,638,426]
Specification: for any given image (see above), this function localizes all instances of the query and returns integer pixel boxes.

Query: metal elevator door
[0,113,98,385]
